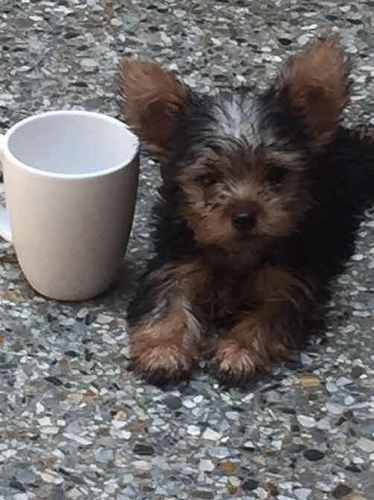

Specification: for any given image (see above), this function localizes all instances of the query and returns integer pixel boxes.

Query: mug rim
[2,110,139,180]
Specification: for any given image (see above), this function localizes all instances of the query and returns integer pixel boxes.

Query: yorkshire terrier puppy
[120,37,374,385]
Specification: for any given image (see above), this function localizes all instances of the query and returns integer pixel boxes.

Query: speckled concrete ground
[0,1,373,499]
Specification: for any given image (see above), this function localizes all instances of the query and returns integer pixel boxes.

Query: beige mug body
[0,110,139,301]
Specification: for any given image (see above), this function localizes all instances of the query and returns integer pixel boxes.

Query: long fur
[121,38,374,385]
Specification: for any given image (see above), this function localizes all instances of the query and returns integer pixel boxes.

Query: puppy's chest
[201,272,259,323]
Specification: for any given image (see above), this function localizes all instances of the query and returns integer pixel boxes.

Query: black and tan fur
[120,37,374,385]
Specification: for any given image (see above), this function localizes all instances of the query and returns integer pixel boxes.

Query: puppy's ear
[275,37,351,147]
[120,58,190,160]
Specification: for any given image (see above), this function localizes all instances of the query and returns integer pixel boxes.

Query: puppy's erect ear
[120,58,190,159]
[275,37,351,147]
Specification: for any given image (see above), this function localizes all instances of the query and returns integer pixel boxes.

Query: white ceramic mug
[0,110,139,301]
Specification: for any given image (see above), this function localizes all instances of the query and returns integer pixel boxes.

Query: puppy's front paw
[135,344,194,385]
[130,326,196,385]
[211,339,259,386]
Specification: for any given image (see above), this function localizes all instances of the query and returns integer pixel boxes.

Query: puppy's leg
[212,265,315,385]
[127,260,208,384]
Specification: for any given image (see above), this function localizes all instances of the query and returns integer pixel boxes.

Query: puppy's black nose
[232,211,256,230]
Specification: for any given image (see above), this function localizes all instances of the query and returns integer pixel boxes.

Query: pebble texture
[0,1,374,499]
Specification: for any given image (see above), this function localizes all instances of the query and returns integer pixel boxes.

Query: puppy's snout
[231,203,258,231]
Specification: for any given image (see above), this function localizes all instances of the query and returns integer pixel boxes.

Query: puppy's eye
[267,165,287,185]
[196,174,216,187]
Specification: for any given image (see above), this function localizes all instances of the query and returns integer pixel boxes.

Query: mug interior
[6,111,138,176]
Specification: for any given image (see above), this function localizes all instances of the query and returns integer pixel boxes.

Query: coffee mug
[0,110,139,301]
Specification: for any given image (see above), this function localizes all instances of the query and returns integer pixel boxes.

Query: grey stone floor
[0,0,374,499]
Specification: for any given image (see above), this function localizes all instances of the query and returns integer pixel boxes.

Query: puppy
[120,37,374,385]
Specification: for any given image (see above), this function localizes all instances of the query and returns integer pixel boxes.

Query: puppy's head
[120,38,350,256]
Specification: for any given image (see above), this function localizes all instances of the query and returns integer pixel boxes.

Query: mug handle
[0,134,12,242]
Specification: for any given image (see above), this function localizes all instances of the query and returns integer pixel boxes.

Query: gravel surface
[0,1,374,499]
